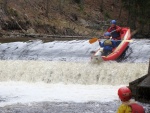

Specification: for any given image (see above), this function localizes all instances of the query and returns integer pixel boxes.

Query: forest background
[0,0,149,38]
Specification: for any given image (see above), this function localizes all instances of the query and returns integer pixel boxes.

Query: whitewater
[0,39,150,113]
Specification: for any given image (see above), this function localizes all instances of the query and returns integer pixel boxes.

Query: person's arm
[116,26,122,32]
[112,40,118,48]
[108,27,118,34]
[107,27,111,32]
[99,41,104,47]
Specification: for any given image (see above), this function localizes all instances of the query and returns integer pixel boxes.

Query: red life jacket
[108,26,121,40]
[130,103,145,113]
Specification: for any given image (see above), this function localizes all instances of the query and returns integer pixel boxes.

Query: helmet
[104,32,111,37]
[118,87,132,102]
[110,20,116,24]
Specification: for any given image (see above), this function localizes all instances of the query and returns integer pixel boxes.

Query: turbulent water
[0,39,149,62]
[0,60,148,85]
[0,39,150,113]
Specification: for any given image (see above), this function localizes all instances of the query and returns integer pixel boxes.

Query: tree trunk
[59,0,65,13]
[3,0,8,14]
[127,0,131,26]
[79,0,84,11]
[100,0,103,12]
[80,0,84,6]
[45,0,49,17]
[118,2,123,19]
[132,1,137,29]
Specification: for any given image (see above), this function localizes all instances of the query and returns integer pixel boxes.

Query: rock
[79,18,89,27]
[27,28,35,34]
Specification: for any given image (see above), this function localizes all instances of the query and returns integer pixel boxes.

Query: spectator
[117,86,145,113]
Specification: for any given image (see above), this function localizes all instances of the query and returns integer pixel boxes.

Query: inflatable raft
[91,27,131,61]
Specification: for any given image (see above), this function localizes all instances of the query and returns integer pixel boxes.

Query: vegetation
[0,0,149,37]
[121,0,150,35]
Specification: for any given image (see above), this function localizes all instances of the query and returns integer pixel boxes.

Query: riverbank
[1,0,149,40]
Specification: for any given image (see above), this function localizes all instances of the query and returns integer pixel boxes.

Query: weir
[0,61,148,85]
[0,39,150,62]
[129,59,150,103]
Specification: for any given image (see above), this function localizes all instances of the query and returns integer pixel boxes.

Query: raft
[92,27,131,61]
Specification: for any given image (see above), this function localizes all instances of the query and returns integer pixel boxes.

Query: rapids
[0,60,148,85]
[0,39,150,112]
[0,39,149,62]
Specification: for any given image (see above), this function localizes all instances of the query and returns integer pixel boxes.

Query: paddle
[89,30,117,44]
[89,29,137,44]
[89,37,133,44]
[89,37,99,44]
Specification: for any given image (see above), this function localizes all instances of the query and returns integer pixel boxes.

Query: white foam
[0,60,148,107]
[0,39,149,62]
[0,60,148,85]
[0,82,121,107]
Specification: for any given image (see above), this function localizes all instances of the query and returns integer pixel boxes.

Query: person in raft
[108,20,123,40]
[117,86,145,113]
[99,32,118,56]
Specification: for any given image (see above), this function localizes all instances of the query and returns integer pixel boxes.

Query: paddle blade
[89,38,98,44]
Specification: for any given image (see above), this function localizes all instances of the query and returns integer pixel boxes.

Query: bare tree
[79,0,84,10]
[118,1,123,19]
[45,0,49,17]
[3,0,8,14]
[59,0,65,13]
[100,0,103,12]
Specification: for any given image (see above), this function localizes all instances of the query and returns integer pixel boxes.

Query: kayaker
[117,86,145,113]
[99,32,118,56]
[108,20,122,40]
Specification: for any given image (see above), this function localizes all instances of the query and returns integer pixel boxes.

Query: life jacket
[108,26,120,39]
[117,100,145,113]
[130,103,145,113]
[103,39,112,46]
